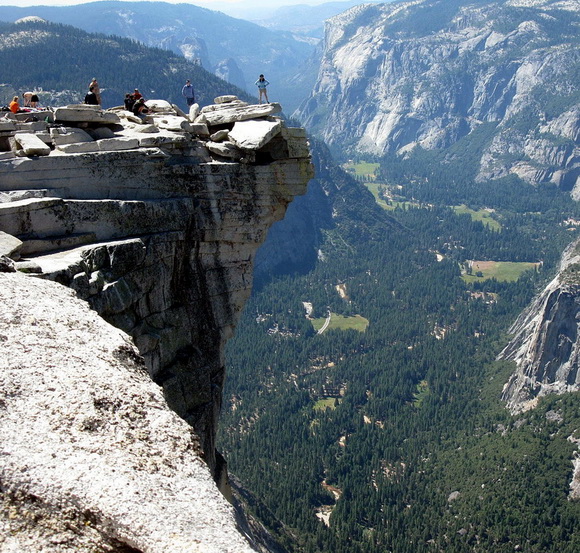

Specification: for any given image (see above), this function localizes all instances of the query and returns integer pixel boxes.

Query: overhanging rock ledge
[0,98,313,552]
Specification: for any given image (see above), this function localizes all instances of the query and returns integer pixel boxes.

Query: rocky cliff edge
[0,97,313,551]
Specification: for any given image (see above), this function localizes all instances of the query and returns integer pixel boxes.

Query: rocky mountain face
[500,239,580,414]
[0,98,312,551]
[0,1,314,111]
[294,0,580,190]
[499,238,580,497]
[254,137,401,283]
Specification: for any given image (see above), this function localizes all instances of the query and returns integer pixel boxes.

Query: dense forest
[220,144,580,552]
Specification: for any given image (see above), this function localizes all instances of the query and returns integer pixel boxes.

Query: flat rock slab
[20,232,97,256]
[214,95,239,104]
[190,122,210,137]
[12,133,51,156]
[229,119,282,151]
[56,142,100,153]
[205,141,256,163]
[98,137,140,151]
[16,121,48,132]
[0,120,16,132]
[210,129,229,142]
[206,141,244,160]
[203,103,280,126]
[50,127,94,145]
[55,106,120,125]
[57,137,139,153]
[200,101,248,115]
[152,115,193,132]
[88,127,116,140]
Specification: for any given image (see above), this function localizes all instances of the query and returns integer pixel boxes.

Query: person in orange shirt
[9,96,20,113]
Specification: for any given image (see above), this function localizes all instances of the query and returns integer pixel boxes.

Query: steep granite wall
[0,98,312,549]
[294,0,580,189]
[500,239,580,413]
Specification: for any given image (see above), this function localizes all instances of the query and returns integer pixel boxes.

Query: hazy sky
[0,0,325,18]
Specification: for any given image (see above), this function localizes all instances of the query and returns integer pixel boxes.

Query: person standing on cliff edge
[182,79,195,107]
[255,74,270,104]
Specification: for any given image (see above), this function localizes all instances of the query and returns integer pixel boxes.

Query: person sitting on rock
[133,88,143,101]
[132,98,149,116]
[9,96,21,114]
[124,93,135,112]
[89,78,101,105]
[84,86,99,105]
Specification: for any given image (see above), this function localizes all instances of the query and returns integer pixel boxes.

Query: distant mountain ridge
[0,0,315,111]
[252,0,385,38]
[294,0,580,190]
[0,18,251,108]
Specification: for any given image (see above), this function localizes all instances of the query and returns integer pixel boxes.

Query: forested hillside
[221,147,580,552]
[0,18,251,108]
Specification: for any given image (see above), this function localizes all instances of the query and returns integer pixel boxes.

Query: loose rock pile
[0,96,288,161]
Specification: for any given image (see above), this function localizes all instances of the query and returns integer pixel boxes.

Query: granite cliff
[0,98,313,551]
[295,0,580,190]
[499,238,580,498]
[500,239,580,414]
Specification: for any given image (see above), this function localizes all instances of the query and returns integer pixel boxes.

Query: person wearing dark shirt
[132,98,149,116]
[84,86,99,105]
[124,93,135,112]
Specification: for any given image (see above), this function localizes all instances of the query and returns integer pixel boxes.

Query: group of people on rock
[6,68,272,117]
[123,89,148,116]
[77,72,271,115]
[8,91,42,114]
[83,79,149,116]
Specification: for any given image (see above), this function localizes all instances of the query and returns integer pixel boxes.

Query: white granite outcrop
[0,273,257,553]
[0,97,313,551]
